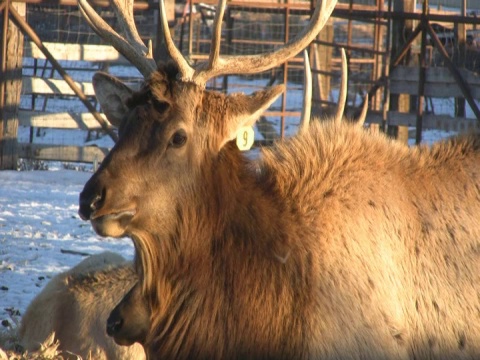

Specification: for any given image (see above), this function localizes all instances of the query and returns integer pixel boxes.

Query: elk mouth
[89,210,136,238]
[78,188,137,237]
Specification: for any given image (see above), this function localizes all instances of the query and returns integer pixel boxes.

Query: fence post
[0,0,24,170]
[388,0,415,144]
[454,0,467,117]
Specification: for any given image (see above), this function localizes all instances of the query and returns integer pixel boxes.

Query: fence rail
[18,41,126,163]
[2,0,480,168]
[419,0,480,11]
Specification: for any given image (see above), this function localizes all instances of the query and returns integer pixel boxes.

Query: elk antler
[299,47,347,133]
[78,0,156,77]
[356,94,368,127]
[161,0,337,85]
[185,0,336,85]
[299,47,368,132]
[299,50,312,133]
[80,0,336,85]
[334,48,347,125]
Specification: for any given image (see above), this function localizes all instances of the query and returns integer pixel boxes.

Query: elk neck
[142,142,313,359]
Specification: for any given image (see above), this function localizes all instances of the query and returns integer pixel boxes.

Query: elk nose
[106,316,123,337]
[78,192,104,220]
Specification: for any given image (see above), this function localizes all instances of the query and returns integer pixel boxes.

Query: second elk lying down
[19,252,145,360]
[78,0,480,358]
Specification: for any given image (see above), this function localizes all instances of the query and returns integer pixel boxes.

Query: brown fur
[79,66,480,359]
[19,252,145,360]
[107,278,149,346]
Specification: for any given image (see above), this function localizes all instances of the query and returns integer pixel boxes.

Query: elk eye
[169,130,187,148]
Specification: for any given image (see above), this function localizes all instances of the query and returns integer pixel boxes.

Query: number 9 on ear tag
[236,126,255,151]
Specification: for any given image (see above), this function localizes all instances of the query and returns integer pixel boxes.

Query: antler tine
[357,94,368,128]
[299,50,312,133]
[193,0,337,85]
[207,0,227,71]
[334,48,347,124]
[110,0,151,58]
[159,0,195,80]
[78,0,156,77]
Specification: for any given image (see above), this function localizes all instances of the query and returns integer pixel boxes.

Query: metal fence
[420,0,480,11]
[2,0,480,168]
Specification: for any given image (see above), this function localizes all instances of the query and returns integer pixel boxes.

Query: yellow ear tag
[236,126,255,151]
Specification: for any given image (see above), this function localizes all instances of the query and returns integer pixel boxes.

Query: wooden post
[415,0,428,145]
[0,0,24,170]
[8,5,118,142]
[380,0,393,132]
[280,1,290,139]
[309,0,332,115]
[372,0,384,112]
[388,0,415,144]
[426,21,480,120]
[454,0,466,118]
[188,0,193,57]
[222,8,234,94]
[312,22,333,108]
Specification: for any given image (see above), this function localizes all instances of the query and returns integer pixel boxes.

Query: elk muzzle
[79,179,136,238]
[107,282,150,346]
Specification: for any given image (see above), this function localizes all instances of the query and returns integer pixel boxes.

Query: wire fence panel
[8,0,480,168]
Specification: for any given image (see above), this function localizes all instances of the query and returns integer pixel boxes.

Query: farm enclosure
[1,0,480,168]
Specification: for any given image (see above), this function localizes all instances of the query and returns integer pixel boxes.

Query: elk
[78,0,480,357]
[106,275,149,347]
[103,48,368,350]
[19,252,145,360]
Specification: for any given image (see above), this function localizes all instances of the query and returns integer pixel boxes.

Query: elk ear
[223,84,285,144]
[92,72,134,127]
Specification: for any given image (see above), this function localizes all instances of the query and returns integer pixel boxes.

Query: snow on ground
[0,165,135,331]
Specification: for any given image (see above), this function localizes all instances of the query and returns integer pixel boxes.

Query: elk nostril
[79,188,105,220]
[113,319,123,332]
[90,194,103,211]
[106,318,123,336]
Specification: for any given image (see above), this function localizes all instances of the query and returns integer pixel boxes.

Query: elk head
[78,0,336,238]
[107,281,149,346]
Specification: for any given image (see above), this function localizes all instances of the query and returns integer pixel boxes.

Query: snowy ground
[0,164,135,333]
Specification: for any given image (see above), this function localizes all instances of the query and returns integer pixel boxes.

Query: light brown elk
[19,252,145,360]
[102,48,367,351]
[78,0,480,358]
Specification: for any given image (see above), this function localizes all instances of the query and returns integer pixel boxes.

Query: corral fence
[1,0,480,169]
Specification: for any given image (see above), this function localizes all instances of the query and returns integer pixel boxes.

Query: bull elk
[19,252,145,360]
[78,0,480,358]
[102,48,367,352]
